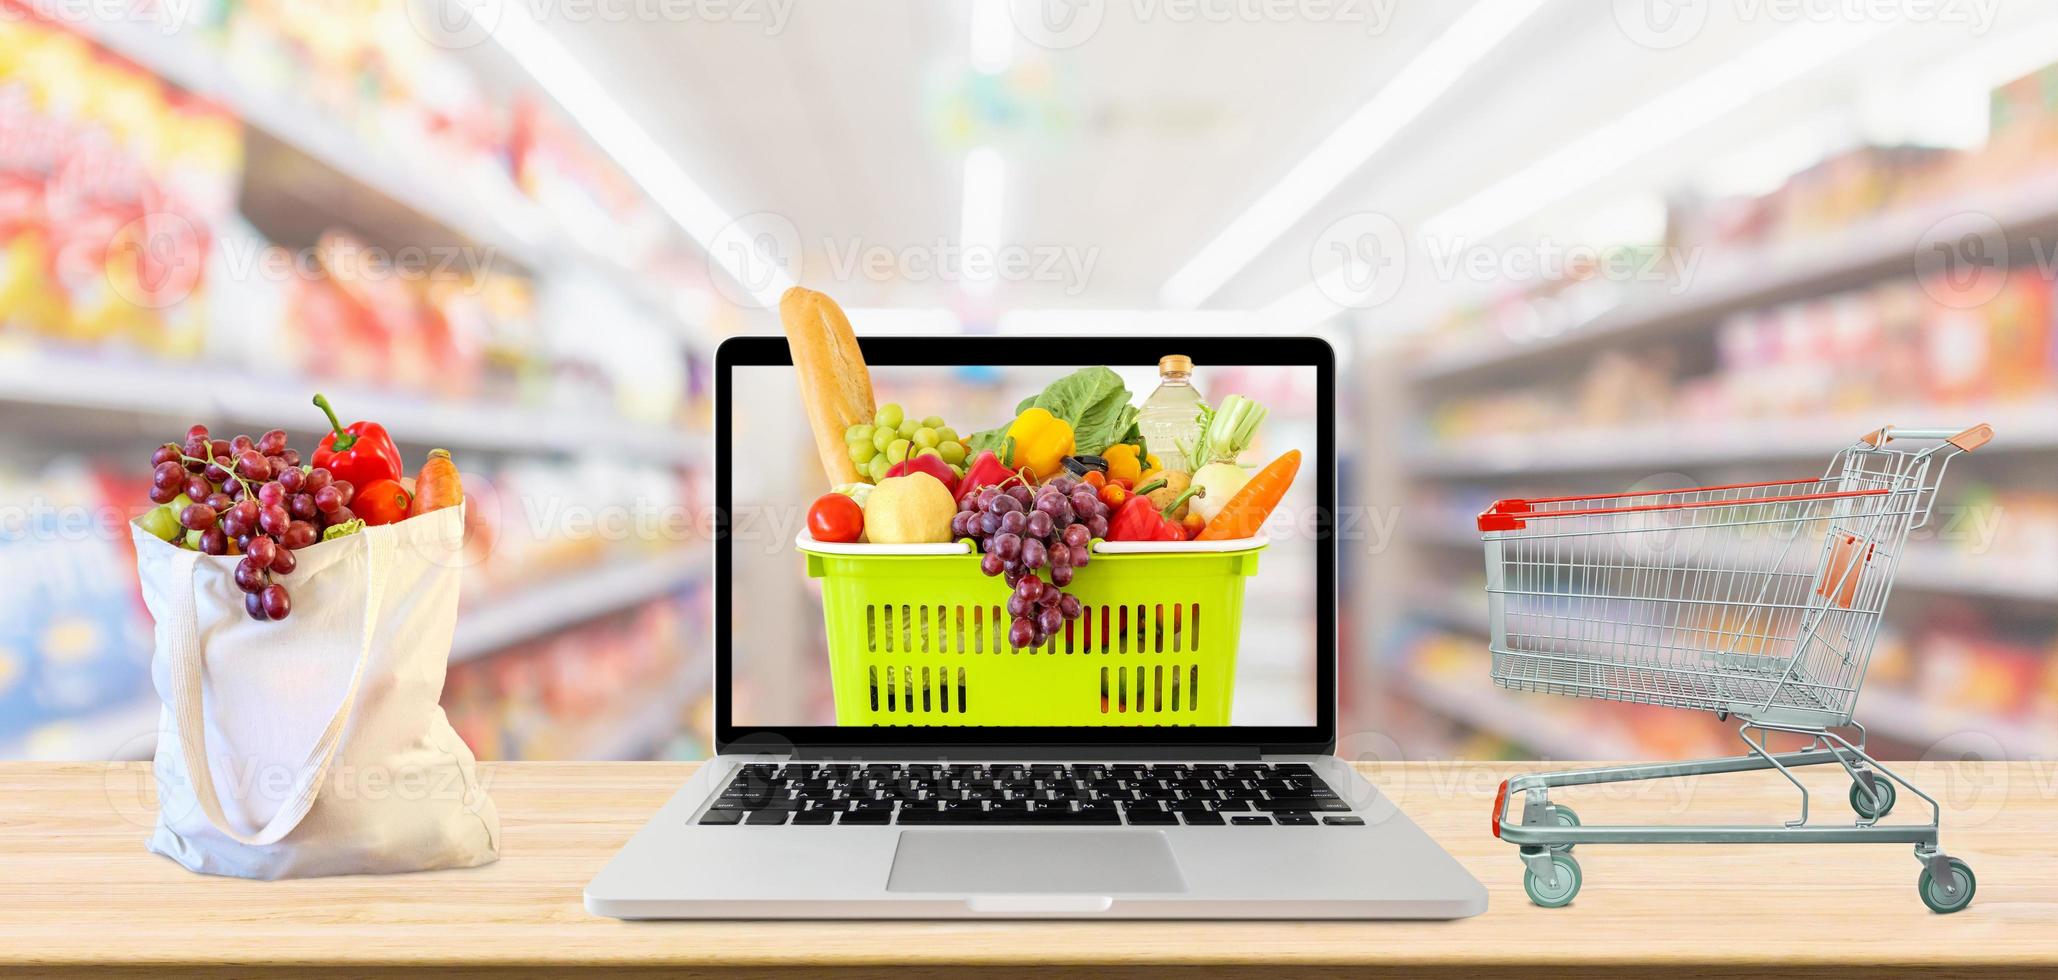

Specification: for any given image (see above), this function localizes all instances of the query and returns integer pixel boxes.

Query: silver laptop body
[586,336,1485,919]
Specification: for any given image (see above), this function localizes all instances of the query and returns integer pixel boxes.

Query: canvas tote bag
[132,504,499,879]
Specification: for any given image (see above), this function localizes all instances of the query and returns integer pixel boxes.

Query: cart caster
[1849,775,1896,821]
[1918,857,1976,914]
[1544,804,1580,852]
[1523,852,1582,908]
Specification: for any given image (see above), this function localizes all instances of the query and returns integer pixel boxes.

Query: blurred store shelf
[1402,672,1637,761]
[0,350,707,465]
[1859,688,2058,758]
[568,666,708,761]
[0,696,159,763]
[1405,400,2058,476]
[76,18,545,268]
[452,550,707,664]
[1408,173,2058,382]
[75,18,700,342]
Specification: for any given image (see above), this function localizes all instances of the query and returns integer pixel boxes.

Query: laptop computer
[585,335,1485,919]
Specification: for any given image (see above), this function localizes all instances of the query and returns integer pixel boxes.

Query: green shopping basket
[799,536,1265,726]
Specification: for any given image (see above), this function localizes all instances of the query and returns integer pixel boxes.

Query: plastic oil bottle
[1136,355,1205,473]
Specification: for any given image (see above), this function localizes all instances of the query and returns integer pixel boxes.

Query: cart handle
[1860,423,1992,453]
[1478,486,1890,532]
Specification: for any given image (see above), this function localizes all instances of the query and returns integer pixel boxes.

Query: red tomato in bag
[356,478,413,526]
[807,493,864,543]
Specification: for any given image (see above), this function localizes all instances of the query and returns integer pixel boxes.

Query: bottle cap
[1159,355,1193,376]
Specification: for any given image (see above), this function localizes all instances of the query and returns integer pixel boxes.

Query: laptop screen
[723,341,1326,733]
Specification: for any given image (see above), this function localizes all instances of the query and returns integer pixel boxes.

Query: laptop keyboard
[698,762,1360,827]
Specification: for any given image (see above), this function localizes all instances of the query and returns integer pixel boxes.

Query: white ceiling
[523,0,2058,322]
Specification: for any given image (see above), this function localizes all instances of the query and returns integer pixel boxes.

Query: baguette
[779,287,875,487]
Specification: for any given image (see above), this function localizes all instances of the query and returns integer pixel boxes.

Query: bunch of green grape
[845,402,969,483]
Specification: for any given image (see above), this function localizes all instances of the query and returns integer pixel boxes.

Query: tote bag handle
[162,531,390,846]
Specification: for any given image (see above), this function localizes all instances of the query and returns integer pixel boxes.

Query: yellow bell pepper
[1103,443,1145,485]
[1003,408,1075,479]
[1137,453,1166,487]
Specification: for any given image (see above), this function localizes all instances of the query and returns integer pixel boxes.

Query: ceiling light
[960,146,1006,295]
[466,0,794,306]
[970,0,1014,74]
[1157,0,1552,309]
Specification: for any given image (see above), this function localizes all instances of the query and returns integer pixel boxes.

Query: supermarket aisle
[2,0,2055,763]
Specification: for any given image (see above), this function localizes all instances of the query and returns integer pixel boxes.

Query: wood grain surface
[0,759,2048,978]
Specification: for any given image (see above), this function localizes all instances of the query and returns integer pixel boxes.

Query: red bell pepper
[1105,480,1202,542]
[310,393,404,488]
[884,454,956,490]
[954,449,1016,504]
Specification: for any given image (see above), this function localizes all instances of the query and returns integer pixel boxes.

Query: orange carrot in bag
[408,448,464,518]
[1196,450,1299,541]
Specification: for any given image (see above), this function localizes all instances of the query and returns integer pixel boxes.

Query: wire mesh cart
[1475,423,1994,912]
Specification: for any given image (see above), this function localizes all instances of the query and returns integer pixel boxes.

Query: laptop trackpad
[886,831,1188,894]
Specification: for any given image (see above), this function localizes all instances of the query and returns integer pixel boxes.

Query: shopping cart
[1476,423,1993,912]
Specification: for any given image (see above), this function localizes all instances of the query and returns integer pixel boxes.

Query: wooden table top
[1,759,2047,978]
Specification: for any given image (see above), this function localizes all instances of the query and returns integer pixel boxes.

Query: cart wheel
[1523,853,1582,908]
[1546,804,1580,852]
[1849,776,1896,820]
[1918,858,1976,914]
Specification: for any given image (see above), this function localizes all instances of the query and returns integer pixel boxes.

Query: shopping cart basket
[1476,423,1993,912]
[799,535,1264,726]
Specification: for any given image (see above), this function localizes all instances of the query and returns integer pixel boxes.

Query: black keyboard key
[1211,798,1253,812]
[847,798,895,813]
[839,809,892,825]
[1125,805,1178,825]
[1275,812,1318,826]
[791,808,836,825]
[1231,815,1273,826]
[1181,811,1226,825]
[698,809,742,825]
[1255,797,1350,812]
[745,810,789,826]
[1323,815,1365,826]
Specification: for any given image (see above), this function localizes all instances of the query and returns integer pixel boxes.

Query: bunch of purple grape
[147,423,359,621]
[949,475,1114,648]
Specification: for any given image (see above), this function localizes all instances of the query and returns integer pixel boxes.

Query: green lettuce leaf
[964,366,1144,459]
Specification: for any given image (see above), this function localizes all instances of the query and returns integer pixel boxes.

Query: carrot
[1196,450,1299,540]
[407,448,464,518]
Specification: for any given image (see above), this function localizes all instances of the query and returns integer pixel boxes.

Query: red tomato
[356,478,413,526]
[807,493,864,543]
